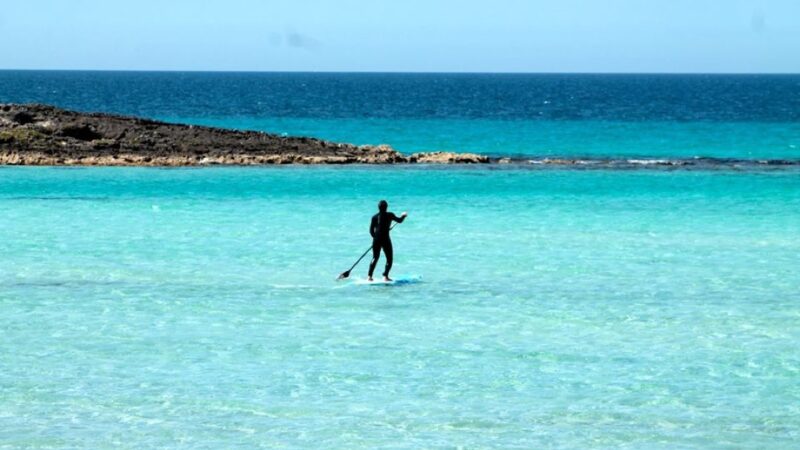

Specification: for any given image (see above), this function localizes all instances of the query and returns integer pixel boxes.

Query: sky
[1,0,798,73]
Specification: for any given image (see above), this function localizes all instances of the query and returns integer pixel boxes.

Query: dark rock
[59,124,103,141]
[0,103,493,166]
[11,111,34,125]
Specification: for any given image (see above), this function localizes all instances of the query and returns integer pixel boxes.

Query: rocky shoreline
[3,104,799,170]
[0,104,489,166]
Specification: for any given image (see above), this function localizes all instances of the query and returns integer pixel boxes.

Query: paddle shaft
[343,223,398,275]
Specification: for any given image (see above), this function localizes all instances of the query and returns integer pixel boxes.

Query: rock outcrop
[409,151,489,164]
[0,104,489,166]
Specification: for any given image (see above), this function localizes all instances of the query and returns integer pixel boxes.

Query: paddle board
[353,274,422,286]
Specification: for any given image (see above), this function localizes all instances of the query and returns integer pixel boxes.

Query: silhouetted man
[368,200,407,281]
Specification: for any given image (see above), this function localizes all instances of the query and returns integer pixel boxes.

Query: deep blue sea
[1,72,800,448]
[1,71,799,160]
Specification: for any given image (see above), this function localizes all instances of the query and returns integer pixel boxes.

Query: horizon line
[1,68,800,76]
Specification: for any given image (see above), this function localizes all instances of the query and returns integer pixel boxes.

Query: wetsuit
[368,211,405,278]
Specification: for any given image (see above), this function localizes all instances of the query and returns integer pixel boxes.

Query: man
[368,200,407,282]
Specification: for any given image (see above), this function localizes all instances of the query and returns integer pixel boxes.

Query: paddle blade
[337,270,351,280]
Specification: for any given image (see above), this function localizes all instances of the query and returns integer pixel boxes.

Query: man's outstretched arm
[393,212,408,223]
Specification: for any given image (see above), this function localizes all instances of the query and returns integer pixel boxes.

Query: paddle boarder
[368,200,407,282]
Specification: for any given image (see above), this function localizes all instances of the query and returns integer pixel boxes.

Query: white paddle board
[353,274,422,286]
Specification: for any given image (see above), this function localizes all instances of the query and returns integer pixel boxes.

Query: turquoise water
[2,167,799,448]
[162,117,800,160]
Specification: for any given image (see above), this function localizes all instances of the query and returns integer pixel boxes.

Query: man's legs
[382,239,393,280]
[367,239,381,280]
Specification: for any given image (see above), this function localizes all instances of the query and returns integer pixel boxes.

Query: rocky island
[0,104,489,166]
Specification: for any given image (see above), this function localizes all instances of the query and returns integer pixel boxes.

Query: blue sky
[1,0,798,72]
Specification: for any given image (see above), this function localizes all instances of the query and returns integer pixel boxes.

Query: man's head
[378,200,388,212]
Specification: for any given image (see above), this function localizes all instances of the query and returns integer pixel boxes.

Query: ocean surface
[1,71,799,160]
[1,72,800,448]
[2,167,799,448]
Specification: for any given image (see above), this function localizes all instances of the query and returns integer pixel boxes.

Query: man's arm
[370,215,377,237]
[392,212,408,223]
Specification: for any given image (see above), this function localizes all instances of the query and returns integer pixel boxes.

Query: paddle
[337,223,398,280]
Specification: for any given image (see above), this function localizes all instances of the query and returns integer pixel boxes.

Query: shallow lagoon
[1,166,799,448]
